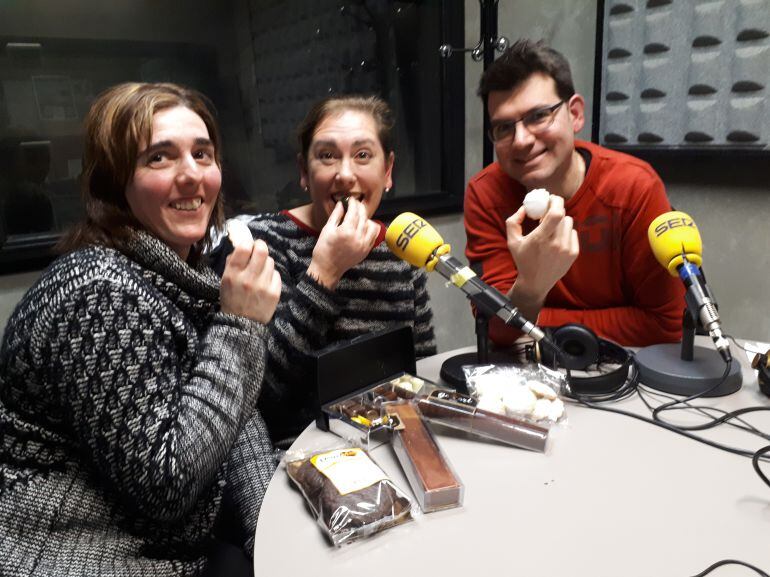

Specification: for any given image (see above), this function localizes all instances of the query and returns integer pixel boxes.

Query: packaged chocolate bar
[371,383,549,452]
[386,401,463,512]
[415,389,549,452]
[285,444,414,547]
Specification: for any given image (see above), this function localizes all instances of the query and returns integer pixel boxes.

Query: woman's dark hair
[296,95,395,163]
[477,39,576,102]
[58,82,224,259]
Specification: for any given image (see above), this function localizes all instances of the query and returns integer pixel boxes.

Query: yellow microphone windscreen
[648,211,703,275]
[385,212,445,268]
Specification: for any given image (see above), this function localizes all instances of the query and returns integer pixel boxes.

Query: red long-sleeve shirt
[464,140,685,347]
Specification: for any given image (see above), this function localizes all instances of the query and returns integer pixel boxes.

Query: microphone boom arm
[434,254,546,342]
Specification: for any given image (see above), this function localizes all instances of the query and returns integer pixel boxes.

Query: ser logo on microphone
[394,217,427,250]
[652,215,697,237]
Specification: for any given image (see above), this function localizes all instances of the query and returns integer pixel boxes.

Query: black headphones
[527,324,632,395]
[751,350,770,397]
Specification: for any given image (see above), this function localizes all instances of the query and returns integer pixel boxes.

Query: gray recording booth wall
[599,0,769,149]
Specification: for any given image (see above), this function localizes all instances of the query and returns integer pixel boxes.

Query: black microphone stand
[439,310,515,390]
[437,0,520,390]
[475,312,491,364]
[635,307,742,397]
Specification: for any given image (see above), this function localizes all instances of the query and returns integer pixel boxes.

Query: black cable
[638,386,770,440]
[690,559,769,577]
[576,394,770,459]
[554,347,770,568]
[753,445,770,488]
[637,386,770,439]
[650,359,732,427]
[641,358,770,438]
[546,345,770,468]
[660,405,770,433]
[619,356,770,486]
[629,345,770,438]
[727,334,752,353]
[570,357,770,461]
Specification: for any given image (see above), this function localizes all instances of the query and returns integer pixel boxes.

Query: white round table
[253,342,770,576]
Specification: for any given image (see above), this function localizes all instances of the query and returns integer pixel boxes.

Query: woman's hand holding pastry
[307,197,379,289]
[220,221,282,323]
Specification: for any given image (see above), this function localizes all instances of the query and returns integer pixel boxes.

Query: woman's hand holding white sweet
[220,237,282,324]
[307,197,380,289]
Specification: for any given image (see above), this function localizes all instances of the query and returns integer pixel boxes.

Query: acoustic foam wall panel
[246,0,381,158]
[599,0,770,150]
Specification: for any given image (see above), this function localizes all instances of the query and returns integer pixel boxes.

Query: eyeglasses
[488,101,565,143]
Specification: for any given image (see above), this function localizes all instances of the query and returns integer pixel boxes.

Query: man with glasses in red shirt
[464,39,684,347]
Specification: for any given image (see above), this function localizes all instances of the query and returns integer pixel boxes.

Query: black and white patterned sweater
[0,231,276,577]
[211,211,437,445]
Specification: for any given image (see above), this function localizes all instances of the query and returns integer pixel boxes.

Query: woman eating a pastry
[0,82,280,577]
[212,95,436,448]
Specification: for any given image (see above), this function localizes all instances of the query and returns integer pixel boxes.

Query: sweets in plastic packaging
[285,444,413,546]
[322,394,393,450]
[463,364,567,424]
[416,389,549,452]
[319,373,425,450]
[372,381,549,452]
[386,401,464,512]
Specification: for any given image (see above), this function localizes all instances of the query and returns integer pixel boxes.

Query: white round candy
[395,381,414,393]
[409,377,425,393]
[476,394,506,415]
[502,386,537,416]
[532,398,553,421]
[549,398,565,421]
[526,379,558,400]
[471,374,507,400]
[227,219,254,250]
[523,188,551,220]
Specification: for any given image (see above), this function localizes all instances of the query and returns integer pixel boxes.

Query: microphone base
[439,350,517,392]
[635,343,742,397]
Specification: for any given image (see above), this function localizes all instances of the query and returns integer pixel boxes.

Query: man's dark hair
[477,39,576,101]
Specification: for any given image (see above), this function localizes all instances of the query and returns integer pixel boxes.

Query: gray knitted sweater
[0,231,276,576]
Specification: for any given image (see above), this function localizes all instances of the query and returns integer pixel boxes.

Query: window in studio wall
[0,0,464,270]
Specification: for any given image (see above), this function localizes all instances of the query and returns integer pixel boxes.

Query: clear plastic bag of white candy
[462,363,568,424]
[283,440,415,547]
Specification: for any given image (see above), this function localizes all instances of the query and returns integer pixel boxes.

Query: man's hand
[505,195,579,309]
[306,197,380,289]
